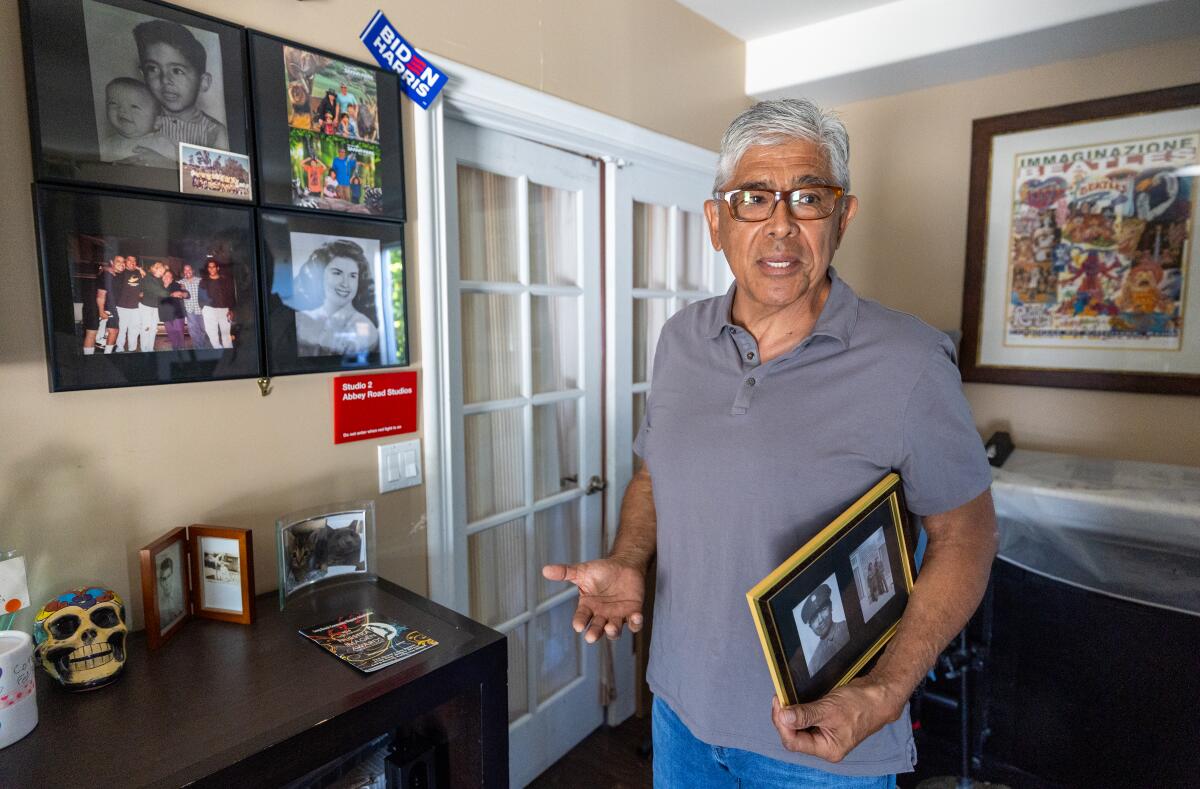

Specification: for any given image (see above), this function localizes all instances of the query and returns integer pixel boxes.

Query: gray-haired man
[544,98,996,785]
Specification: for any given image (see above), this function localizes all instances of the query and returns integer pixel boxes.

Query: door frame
[412,54,718,726]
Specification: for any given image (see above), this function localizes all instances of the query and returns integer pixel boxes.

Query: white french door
[442,118,604,788]
[604,161,731,723]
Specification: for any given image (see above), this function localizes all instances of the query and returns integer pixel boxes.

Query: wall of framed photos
[833,34,1200,468]
[0,0,747,635]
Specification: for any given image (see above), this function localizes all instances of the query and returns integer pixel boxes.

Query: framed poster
[34,184,262,391]
[249,31,406,220]
[20,0,251,197]
[961,83,1200,395]
[747,474,915,707]
[259,210,408,375]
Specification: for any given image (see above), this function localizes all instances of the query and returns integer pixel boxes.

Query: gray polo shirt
[634,268,991,776]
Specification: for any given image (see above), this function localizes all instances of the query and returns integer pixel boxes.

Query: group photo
[70,236,241,355]
[290,129,383,214]
[284,43,384,214]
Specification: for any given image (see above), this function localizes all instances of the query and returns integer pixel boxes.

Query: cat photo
[280,510,368,596]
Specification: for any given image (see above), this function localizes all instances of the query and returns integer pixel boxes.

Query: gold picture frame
[747,473,916,706]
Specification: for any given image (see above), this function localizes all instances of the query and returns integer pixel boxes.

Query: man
[178,263,209,349]
[335,82,358,123]
[331,148,356,202]
[544,99,996,785]
[157,555,183,627]
[114,255,145,352]
[199,257,235,349]
[797,584,850,676]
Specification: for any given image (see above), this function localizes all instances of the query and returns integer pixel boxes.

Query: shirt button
[746,352,755,360]
[746,377,756,387]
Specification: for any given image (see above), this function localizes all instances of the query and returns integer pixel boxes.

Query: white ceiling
[674,0,900,42]
[676,0,1200,105]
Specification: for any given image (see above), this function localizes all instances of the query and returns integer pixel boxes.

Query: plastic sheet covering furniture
[991,448,1200,617]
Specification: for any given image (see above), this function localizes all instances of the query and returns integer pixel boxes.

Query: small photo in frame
[139,524,255,649]
[138,527,190,650]
[188,525,255,624]
[249,32,406,220]
[34,185,262,391]
[260,210,408,375]
[179,143,252,200]
[277,501,376,611]
[747,474,916,706]
[20,0,251,196]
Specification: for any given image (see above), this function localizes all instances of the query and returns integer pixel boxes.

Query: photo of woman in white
[292,238,380,358]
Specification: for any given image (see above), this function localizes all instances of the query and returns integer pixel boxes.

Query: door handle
[585,475,608,495]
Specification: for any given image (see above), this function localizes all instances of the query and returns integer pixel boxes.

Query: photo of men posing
[850,526,897,624]
[82,0,231,167]
[74,239,240,354]
[283,44,384,215]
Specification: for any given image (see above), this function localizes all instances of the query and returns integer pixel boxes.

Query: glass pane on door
[679,210,709,291]
[531,295,579,394]
[464,408,525,521]
[633,297,672,383]
[469,517,527,626]
[633,201,670,289]
[507,624,529,722]
[535,501,581,602]
[532,399,579,500]
[458,166,521,282]
[536,600,582,702]
[632,392,647,471]
[530,183,579,287]
[462,292,522,404]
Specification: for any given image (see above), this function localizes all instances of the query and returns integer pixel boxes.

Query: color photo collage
[21,0,409,390]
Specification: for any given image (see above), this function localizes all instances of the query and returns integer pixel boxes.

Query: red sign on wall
[333,371,418,444]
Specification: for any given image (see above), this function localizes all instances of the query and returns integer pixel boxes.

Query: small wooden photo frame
[188,525,255,625]
[138,524,255,649]
[747,474,916,706]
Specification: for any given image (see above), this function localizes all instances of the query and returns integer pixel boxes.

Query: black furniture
[0,578,507,788]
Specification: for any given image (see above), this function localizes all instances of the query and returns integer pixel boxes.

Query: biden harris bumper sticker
[360,11,445,109]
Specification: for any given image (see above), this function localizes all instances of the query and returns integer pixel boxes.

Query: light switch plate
[378,438,421,493]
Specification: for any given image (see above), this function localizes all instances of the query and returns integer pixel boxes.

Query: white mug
[0,630,38,749]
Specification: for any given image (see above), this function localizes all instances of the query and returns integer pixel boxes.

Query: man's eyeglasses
[713,186,845,222]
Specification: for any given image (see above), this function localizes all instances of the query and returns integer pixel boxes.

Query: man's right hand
[541,558,645,643]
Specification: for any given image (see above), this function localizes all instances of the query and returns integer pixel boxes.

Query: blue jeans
[652,697,897,788]
[186,312,210,349]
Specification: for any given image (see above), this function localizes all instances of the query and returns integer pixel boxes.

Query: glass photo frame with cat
[276,500,376,610]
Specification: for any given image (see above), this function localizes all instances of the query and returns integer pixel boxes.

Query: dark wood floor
[528,712,653,789]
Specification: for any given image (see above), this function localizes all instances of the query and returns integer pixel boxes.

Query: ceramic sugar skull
[32,586,127,691]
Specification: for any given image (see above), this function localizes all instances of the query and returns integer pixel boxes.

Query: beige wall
[0,0,744,631]
[834,36,1200,467]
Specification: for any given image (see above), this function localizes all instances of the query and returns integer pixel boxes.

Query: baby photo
[83,0,229,167]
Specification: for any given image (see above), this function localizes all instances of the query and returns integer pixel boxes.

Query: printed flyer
[299,609,438,673]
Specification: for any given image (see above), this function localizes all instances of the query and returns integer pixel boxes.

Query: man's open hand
[541,557,645,643]
[770,677,902,763]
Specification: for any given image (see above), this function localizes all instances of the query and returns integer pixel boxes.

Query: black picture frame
[20,0,253,199]
[248,31,406,221]
[747,474,916,706]
[259,209,408,376]
[34,184,263,391]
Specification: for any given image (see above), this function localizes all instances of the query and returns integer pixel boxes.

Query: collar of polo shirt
[706,265,859,349]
